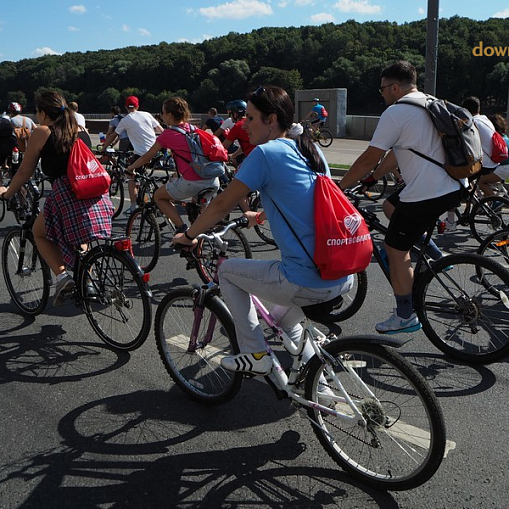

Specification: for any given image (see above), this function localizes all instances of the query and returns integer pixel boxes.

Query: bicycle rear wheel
[82,247,152,351]
[195,226,252,284]
[109,172,125,220]
[415,253,509,364]
[469,196,509,243]
[250,194,277,246]
[155,287,242,404]
[305,337,446,491]
[126,208,161,273]
[317,129,333,148]
[0,198,5,222]
[2,228,50,315]
[324,270,368,322]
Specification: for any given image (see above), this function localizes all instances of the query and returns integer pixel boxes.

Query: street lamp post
[424,0,440,95]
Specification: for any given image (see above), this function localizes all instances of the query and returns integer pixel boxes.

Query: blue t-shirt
[235,138,347,288]
[312,104,326,121]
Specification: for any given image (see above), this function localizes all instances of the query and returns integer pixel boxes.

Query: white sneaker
[221,353,272,376]
[317,384,336,408]
[375,309,421,335]
[443,219,457,232]
[53,274,75,307]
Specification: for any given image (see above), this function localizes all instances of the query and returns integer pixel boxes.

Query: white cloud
[333,0,382,15]
[493,8,509,18]
[199,0,273,20]
[122,24,130,32]
[69,5,86,14]
[32,47,61,57]
[178,34,214,44]
[278,0,290,6]
[311,13,336,23]
[296,0,314,5]
[418,7,425,15]
[68,26,79,31]
[138,28,151,37]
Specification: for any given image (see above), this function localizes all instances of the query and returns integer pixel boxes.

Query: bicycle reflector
[114,239,132,252]
[142,273,150,283]
[495,239,509,248]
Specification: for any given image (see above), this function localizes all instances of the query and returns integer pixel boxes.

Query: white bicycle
[154,219,447,491]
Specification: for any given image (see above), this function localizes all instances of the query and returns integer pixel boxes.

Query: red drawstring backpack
[312,175,372,279]
[67,139,111,199]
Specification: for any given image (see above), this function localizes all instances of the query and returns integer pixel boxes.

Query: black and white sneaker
[221,353,272,376]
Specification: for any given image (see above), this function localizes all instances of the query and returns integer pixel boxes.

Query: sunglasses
[252,86,276,111]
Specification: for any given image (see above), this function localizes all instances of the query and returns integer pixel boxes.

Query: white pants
[218,258,353,359]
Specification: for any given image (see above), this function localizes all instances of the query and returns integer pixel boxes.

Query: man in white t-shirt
[102,95,163,214]
[339,60,465,334]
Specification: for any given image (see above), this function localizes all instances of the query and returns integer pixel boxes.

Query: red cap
[125,96,139,109]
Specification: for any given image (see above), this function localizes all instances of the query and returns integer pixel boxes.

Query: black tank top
[40,129,71,183]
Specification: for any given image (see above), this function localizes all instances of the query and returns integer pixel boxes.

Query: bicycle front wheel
[477,228,509,271]
[469,196,509,243]
[155,287,243,404]
[195,226,252,284]
[126,208,161,273]
[317,129,333,148]
[305,337,446,491]
[82,247,152,351]
[250,194,277,246]
[415,253,509,364]
[2,228,50,315]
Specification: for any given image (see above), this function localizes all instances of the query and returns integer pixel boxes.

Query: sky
[1,0,508,63]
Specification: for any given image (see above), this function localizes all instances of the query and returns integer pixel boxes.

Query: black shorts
[385,188,463,251]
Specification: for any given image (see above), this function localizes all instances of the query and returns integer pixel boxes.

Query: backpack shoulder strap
[168,125,191,165]
[169,125,187,136]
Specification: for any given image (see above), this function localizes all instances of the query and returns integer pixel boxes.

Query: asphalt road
[1,152,508,507]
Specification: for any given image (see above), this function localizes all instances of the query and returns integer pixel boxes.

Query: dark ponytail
[36,91,78,152]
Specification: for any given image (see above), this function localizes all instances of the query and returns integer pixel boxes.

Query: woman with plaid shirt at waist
[0,91,113,306]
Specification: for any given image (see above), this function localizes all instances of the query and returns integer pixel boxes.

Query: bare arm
[339,145,387,190]
[127,142,162,173]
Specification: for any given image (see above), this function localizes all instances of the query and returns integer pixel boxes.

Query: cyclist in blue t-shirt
[305,98,326,133]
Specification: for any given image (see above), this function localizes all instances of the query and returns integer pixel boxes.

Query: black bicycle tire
[415,253,509,364]
[0,198,5,222]
[155,287,243,405]
[305,337,446,491]
[2,228,50,315]
[82,246,152,351]
[362,175,388,202]
[109,172,125,220]
[469,195,509,243]
[317,129,333,148]
[126,208,161,273]
[476,228,509,269]
[195,226,252,284]
[324,270,368,322]
[250,195,277,246]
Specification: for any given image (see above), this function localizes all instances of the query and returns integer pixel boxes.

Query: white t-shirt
[473,114,497,169]
[370,91,464,202]
[115,110,160,155]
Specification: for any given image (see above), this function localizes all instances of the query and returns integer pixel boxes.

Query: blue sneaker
[376,309,421,335]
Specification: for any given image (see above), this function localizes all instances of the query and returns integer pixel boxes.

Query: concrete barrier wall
[85,114,380,139]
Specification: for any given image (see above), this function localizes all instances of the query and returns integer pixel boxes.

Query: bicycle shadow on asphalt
[4,386,400,509]
[401,351,497,398]
[0,323,130,384]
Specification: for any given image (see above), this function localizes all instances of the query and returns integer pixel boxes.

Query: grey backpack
[397,95,483,180]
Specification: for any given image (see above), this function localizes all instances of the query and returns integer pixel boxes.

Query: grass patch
[329,163,351,170]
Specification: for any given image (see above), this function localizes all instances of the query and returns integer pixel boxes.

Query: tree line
[1,16,508,115]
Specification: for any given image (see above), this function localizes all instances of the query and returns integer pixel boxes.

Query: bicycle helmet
[228,99,247,114]
[313,98,320,102]
[8,102,22,114]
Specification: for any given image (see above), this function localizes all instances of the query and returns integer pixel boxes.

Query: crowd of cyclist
[1,66,509,373]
